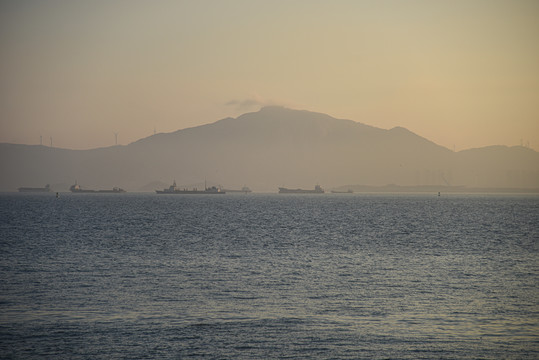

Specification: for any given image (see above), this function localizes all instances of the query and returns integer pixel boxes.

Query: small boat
[331,189,354,194]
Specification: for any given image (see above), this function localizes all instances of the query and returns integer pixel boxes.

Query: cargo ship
[278,185,324,194]
[70,182,126,193]
[156,180,225,194]
[18,184,51,193]
[223,186,252,193]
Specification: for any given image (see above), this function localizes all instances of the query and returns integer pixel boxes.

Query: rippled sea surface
[1,193,538,359]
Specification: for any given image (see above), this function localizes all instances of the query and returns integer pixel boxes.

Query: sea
[0,192,537,359]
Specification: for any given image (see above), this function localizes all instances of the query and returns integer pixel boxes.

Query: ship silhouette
[278,185,324,194]
[156,180,225,194]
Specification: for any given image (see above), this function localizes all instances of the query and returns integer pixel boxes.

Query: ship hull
[18,188,51,193]
[278,187,324,194]
[156,181,225,194]
[155,190,225,194]
[71,188,126,193]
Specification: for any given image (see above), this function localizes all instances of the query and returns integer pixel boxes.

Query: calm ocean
[0,193,538,359]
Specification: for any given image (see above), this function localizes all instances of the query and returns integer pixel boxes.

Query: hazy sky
[1,0,538,150]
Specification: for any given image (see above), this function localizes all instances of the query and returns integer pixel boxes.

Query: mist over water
[1,193,538,358]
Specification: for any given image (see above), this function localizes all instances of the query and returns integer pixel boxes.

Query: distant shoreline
[4,186,539,194]
[332,185,539,194]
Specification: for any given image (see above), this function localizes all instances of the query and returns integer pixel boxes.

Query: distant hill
[1,106,538,192]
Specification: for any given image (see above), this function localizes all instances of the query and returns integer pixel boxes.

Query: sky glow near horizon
[1,0,538,150]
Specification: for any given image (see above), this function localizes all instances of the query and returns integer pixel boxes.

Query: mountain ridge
[1,107,538,191]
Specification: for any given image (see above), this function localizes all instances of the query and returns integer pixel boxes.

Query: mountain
[1,106,538,192]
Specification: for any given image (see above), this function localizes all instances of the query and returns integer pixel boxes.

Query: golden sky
[1,0,538,150]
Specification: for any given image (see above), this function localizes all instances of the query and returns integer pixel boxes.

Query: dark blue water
[1,193,538,359]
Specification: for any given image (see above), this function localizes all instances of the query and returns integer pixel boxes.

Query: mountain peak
[251,106,339,123]
[390,126,409,132]
[2,107,538,191]
[256,106,314,118]
[258,105,324,117]
[260,105,287,112]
